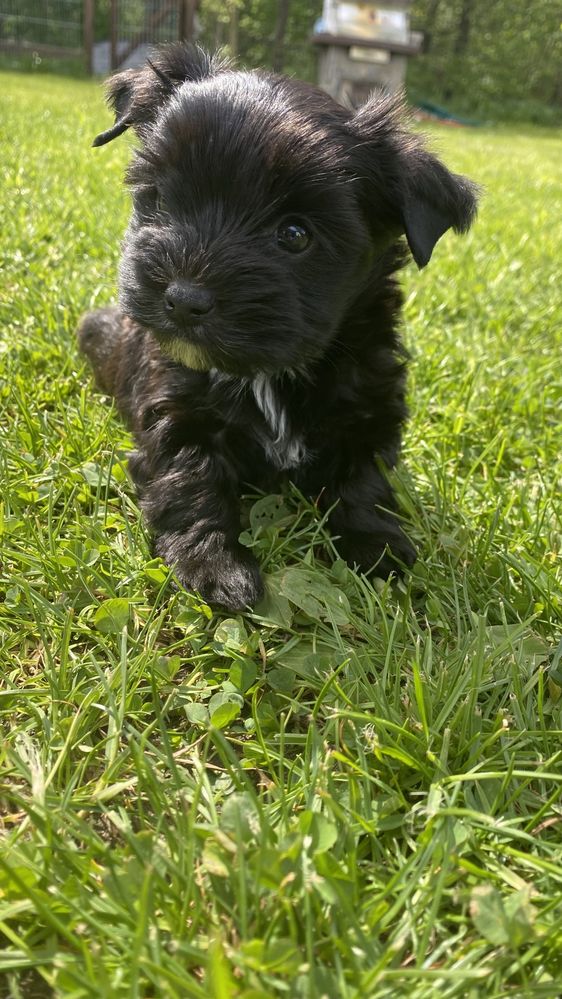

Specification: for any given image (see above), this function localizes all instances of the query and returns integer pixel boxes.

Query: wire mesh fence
[0,0,85,52]
[105,0,184,73]
[0,0,316,78]
[115,0,180,49]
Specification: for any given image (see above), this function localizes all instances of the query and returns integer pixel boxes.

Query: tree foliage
[195,0,560,120]
[197,0,321,81]
[407,0,562,121]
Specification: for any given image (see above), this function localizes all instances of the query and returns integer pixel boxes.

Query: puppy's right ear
[91,63,172,147]
[92,43,230,147]
[349,92,479,268]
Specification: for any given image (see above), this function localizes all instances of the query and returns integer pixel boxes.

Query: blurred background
[0,0,560,124]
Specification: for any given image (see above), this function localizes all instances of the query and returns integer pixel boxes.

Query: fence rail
[0,0,93,67]
[0,0,197,72]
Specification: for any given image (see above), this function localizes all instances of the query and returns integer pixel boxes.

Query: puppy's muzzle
[164,280,215,326]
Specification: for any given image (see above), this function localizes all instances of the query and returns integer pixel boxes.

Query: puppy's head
[95,44,478,375]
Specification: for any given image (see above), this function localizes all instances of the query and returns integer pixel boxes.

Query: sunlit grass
[1,72,561,997]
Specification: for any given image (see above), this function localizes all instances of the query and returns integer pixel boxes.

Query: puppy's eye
[276,222,311,254]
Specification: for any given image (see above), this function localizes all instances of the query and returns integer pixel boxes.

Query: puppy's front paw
[185,549,264,611]
[158,539,263,611]
[336,524,416,579]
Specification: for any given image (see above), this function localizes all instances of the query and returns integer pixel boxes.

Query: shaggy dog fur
[78,44,478,610]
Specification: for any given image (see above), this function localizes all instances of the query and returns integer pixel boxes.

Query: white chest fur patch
[252,374,308,470]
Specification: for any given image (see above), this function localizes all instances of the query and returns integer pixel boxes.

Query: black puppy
[78,44,477,610]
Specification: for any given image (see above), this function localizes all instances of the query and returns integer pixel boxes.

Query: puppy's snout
[164,281,215,324]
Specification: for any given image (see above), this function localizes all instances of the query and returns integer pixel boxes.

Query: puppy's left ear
[93,43,230,147]
[350,93,479,268]
[400,148,479,268]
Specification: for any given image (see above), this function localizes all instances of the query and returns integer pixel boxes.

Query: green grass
[1,71,561,998]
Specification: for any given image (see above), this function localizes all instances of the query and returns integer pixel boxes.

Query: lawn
[1,72,561,998]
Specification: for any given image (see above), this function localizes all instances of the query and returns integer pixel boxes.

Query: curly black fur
[78,44,478,610]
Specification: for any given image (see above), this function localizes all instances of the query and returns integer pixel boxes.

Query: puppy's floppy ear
[350,92,479,268]
[92,43,231,148]
[400,148,478,268]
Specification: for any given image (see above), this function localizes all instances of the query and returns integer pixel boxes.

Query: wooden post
[110,0,118,70]
[228,3,239,59]
[83,0,94,75]
[179,0,196,42]
[272,0,291,73]
[454,0,474,54]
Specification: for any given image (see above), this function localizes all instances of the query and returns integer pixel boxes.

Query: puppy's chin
[160,338,212,371]
[158,334,312,379]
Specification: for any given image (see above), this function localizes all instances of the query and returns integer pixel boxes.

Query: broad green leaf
[201,848,230,880]
[0,862,40,897]
[143,558,168,584]
[93,598,131,633]
[250,695,280,733]
[79,460,103,487]
[209,691,244,713]
[471,884,537,948]
[206,938,235,999]
[279,567,350,625]
[299,811,338,854]
[213,618,248,656]
[267,667,296,694]
[470,885,510,946]
[276,640,338,678]
[241,937,301,974]
[313,877,338,904]
[209,691,244,729]
[503,887,538,947]
[154,654,182,680]
[220,792,259,840]
[249,494,292,531]
[253,573,294,628]
[210,702,241,729]
[229,658,258,692]
[5,586,22,608]
[184,702,210,728]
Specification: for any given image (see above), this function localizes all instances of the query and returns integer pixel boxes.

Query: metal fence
[103,0,194,74]
[0,0,92,61]
[0,0,194,72]
[0,1,311,78]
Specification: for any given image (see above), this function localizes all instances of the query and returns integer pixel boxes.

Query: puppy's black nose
[164,281,215,324]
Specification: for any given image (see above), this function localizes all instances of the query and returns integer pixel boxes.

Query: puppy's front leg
[318,458,416,579]
[130,444,263,611]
